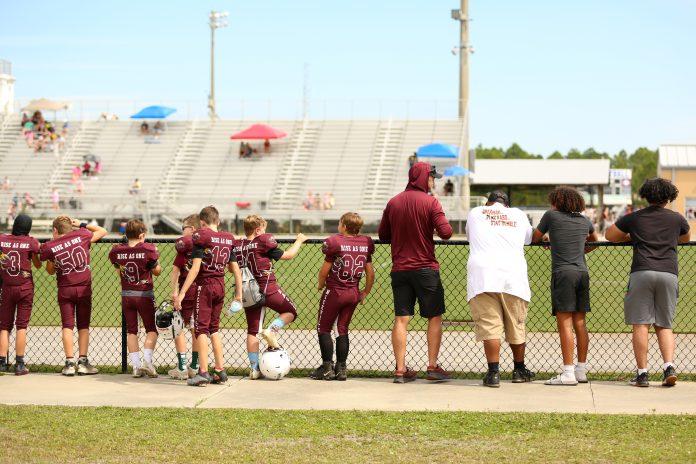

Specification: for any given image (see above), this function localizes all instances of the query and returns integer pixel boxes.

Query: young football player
[0,215,41,375]
[108,219,161,378]
[311,212,375,381]
[40,216,107,376]
[169,214,201,380]
[175,206,243,387]
[233,215,307,379]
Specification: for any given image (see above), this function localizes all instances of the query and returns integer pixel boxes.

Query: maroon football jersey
[108,242,159,292]
[174,235,194,287]
[233,233,282,294]
[39,228,93,287]
[0,234,40,287]
[322,234,374,290]
[192,228,235,282]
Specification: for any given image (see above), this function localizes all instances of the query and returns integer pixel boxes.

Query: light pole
[208,10,229,120]
[451,0,472,214]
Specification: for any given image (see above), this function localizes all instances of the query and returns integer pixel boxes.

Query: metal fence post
[121,311,127,374]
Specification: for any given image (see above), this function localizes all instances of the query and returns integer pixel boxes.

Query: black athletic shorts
[391,268,445,318]
[551,270,590,315]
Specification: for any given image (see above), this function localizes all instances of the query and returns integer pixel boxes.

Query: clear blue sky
[2,0,695,155]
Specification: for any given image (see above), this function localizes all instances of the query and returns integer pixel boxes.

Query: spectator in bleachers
[444,180,454,196]
[82,161,92,176]
[302,191,313,210]
[11,193,21,212]
[22,120,34,148]
[21,112,29,127]
[71,166,82,184]
[51,189,60,211]
[94,160,102,177]
[313,193,322,210]
[140,121,150,135]
[153,120,164,134]
[23,193,35,210]
[129,178,142,195]
[263,139,271,154]
[322,192,335,210]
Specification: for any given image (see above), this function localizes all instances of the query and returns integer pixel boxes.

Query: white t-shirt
[465,203,533,302]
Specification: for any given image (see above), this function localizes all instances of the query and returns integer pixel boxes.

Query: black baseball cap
[487,190,510,207]
[429,166,442,179]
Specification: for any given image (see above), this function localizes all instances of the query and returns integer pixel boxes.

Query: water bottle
[228,299,243,316]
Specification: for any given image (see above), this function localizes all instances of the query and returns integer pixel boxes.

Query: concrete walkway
[1,374,695,415]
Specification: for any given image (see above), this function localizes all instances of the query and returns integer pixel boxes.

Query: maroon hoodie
[378,162,453,271]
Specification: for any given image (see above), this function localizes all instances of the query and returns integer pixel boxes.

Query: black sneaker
[210,368,228,384]
[483,370,500,388]
[14,362,29,376]
[334,362,347,381]
[630,371,650,387]
[512,367,535,383]
[187,371,212,387]
[0,361,9,373]
[309,362,335,380]
[662,366,677,387]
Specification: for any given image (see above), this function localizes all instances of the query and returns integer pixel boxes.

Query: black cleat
[210,368,228,384]
[662,366,677,387]
[483,370,500,388]
[512,367,535,383]
[187,371,212,387]
[309,362,335,380]
[334,362,347,381]
[14,362,29,376]
[630,371,650,387]
[0,361,9,373]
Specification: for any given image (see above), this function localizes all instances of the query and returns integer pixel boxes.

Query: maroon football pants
[0,284,34,331]
[317,287,360,336]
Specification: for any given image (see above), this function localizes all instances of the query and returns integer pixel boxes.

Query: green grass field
[1,405,694,463]
[27,242,696,333]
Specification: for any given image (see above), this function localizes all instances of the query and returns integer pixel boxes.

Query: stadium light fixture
[208,10,229,120]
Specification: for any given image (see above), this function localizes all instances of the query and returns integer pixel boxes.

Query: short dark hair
[487,190,510,207]
[199,205,220,226]
[548,186,585,213]
[638,178,678,205]
[125,219,147,239]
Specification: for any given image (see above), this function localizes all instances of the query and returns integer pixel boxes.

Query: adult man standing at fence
[466,191,535,387]
[379,161,453,383]
[606,178,690,387]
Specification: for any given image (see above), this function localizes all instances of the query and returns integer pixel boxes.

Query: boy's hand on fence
[296,233,308,244]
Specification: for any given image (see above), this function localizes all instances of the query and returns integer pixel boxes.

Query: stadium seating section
[0,114,464,228]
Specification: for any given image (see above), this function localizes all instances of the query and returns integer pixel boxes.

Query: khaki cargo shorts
[469,292,528,344]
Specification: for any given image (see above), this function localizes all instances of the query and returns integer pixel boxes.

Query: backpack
[241,265,265,308]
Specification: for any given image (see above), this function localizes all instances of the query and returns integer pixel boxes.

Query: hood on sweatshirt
[405,162,433,193]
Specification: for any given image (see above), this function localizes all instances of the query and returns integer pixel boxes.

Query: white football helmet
[155,301,184,340]
[259,348,291,380]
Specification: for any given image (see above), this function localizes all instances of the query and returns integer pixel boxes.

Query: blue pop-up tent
[444,165,470,177]
[130,105,177,119]
[416,143,458,159]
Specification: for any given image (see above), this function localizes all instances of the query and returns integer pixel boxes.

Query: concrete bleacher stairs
[0,118,465,227]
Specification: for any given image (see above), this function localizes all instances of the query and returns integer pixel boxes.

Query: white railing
[11,98,460,122]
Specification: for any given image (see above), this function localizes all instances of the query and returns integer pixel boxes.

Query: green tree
[548,150,564,159]
[612,150,630,169]
[567,148,583,159]
[628,147,658,202]
[474,144,505,159]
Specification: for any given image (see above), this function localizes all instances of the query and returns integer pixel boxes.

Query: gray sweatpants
[624,270,678,328]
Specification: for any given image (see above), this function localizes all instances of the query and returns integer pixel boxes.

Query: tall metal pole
[208,11,228,120]
[452,0,470,215]
[209,16,216,120]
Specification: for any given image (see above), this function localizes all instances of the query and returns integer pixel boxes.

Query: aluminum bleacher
[0,118,465,230]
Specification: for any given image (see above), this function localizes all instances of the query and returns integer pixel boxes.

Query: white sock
[637,368,648,375]
[575,362,587,371]
[129,352,141,369]
[663,362,674,370]
[143,349,154,364]
[563,365,575,375]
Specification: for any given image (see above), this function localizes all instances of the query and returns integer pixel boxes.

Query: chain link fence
[7,239,696,377]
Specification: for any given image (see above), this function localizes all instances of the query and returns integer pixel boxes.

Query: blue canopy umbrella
[130,105,177,119]
[416,143,459,159]
[444,165,470,177]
